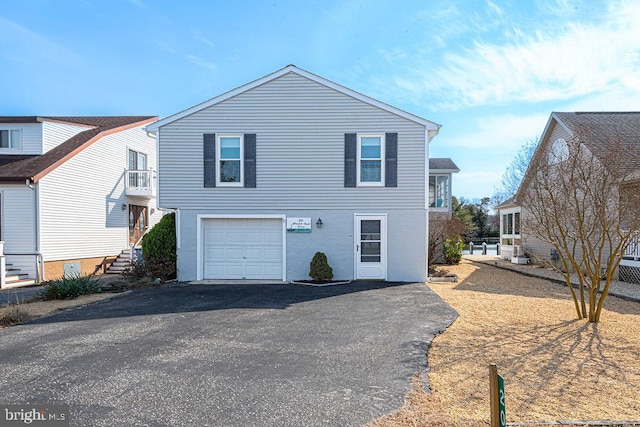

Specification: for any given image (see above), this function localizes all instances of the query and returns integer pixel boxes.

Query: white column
[0,241,6,289]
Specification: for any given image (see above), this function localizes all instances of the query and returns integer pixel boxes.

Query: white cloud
[442,112,548,149]
[0,16,81,65]
[390,0,640,111]
[185,54,218,72]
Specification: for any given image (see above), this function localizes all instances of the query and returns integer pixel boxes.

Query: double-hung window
[0,129,21,149]
[217,134,243,186]
[357,134,384,186]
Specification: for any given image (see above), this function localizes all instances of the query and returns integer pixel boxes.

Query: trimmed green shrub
[309,252,333,281]
[142,213,176,280]
[443,236,463,265]
[40,274,101,300]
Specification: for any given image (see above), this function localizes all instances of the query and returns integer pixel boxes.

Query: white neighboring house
[0,116,161,288]
[147,65,442,282]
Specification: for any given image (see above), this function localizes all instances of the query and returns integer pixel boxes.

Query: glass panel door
[355,215,386,279]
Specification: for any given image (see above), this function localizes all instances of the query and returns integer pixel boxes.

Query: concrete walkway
[464,254,640,303]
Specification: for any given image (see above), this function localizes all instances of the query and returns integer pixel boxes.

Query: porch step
[105,248,139,275]
[2,266,36,288]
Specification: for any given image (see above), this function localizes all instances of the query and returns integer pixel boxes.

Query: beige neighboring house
[497,112,640,282]
[0,116,161,288]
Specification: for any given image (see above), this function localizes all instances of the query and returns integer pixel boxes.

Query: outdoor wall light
[121,204,127,211]
[316,218,323,228]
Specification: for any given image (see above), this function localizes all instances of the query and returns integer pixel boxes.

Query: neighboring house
[147,65,441,282]
[0,116,161,287]
[497,112,640,282]
[427,158,460,265]
[428,158,459,217]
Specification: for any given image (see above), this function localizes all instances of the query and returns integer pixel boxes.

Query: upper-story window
[217,134,244,186]
[0,129,21,149]
[128,149,149,188]
[357,134,385,186]
[548,138,569,164]
[429,175,449,208]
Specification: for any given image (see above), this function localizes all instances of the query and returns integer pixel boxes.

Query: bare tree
[520,131,640,322]
[492,139,538,206]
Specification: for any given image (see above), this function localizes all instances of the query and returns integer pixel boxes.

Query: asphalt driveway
[0,281,456,426]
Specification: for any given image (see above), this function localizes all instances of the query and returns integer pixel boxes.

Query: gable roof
[551,112,640,176]
[429,158,460,173]
[146,65,441,138]
[513,111,640,203]
[0,116,157,183]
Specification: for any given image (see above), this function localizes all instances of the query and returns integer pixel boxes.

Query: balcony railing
[623,231,640,260]
[125,169,155,198]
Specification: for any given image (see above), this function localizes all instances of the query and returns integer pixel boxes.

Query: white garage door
[203,218,283,280]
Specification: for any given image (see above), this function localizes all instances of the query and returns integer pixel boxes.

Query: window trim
[0,128,22,150]
[216,134,244,187]
[356,133,385,187]
[500,207,521,246]
[428,174,450,209]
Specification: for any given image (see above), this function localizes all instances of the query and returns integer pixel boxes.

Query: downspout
[425,129,431,280]
[27,179,44,282]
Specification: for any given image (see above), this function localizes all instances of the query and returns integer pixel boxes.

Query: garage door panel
[203,218,283,280]
[245,248,265,261]
[264,249,281,261]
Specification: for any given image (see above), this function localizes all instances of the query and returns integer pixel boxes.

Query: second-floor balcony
[125,169,155,198]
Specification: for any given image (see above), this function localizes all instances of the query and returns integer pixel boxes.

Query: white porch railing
[624,231,640,260]
[125,169,155,198]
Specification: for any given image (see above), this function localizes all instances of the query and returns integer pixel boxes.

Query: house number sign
[286,218,312,233]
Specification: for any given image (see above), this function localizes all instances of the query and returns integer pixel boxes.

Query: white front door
[355,215,387,280]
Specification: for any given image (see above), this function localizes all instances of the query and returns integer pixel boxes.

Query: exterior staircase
[2,264,36,288]
[105,249,134,274]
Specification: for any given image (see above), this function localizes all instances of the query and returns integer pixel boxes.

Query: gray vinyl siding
[176,208,427,282]
[157,73,427,210]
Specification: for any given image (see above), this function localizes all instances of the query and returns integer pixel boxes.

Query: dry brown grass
[371,260,640,427]
[0,292,120,329]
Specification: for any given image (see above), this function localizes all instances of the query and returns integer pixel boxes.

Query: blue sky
[2,0,639,201]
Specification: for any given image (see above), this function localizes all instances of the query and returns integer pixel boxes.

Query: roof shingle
[0,116,156,182]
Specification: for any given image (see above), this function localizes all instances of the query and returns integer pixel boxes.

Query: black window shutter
[385,132,398,187]
[203,133,216,188]
[244,133,256,188]
[344,133,357,187]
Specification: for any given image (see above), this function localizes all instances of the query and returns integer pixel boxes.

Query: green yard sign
[498,374,506,427]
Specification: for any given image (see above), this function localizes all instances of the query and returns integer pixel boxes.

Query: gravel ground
[371,260,640,427]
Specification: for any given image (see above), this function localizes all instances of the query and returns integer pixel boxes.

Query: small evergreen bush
[309,252,333,281]
[142,213,177,280]
[443,236,463,265]
[40,274,101,300]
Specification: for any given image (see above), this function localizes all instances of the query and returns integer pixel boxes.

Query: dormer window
[0,129,21,149]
